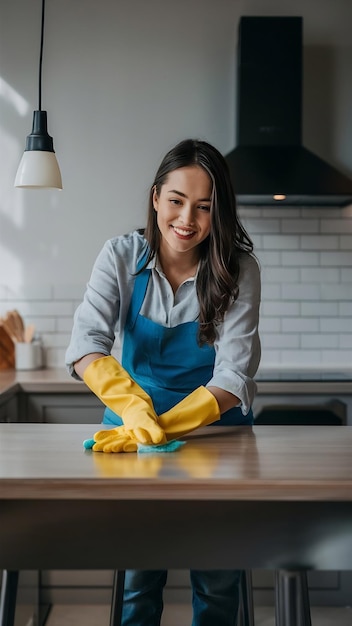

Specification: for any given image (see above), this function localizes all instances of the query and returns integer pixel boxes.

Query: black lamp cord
[38,0,45,111]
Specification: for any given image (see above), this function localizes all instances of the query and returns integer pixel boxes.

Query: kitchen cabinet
[22,393,104,424]
[0,393,17,422]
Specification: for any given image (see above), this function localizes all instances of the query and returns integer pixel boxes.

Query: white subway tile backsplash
[57,317,76,332]
[301,334,339,349]
[339,302,352,315]
[3,301,73,316]
[281,251,320,266]
[300,267,340,283]
[262,301,300,316]
[321,351,352,367]
[301,207,341,218]
[260,207,300,218]
[320,251,352,266]
[249,234,262,249]
[339,336,352,349]
[340,235,352,249]
[282,219,319,233]
[300,235,339,249]
[321,219,352,233]
[257,250,281,266]
[29,317,56,333]
[341,268,352,283]
[320,284,352,300]
[261,334,300,348]
[53,284,86,299]
[261,284,281,300]
[279,349,321,366]
[320,318,352,332]
[259,350,282,367]
[6,285,53,299]
[282,318,319,332]
[301,302,339,317]
[262,234,300,250]
[238,207,261,219]
[281,284,320,300]
[42,333,72,348]
[45,348,68,369]
[258,317,282,332]
[261,267,300,283]
[0,209,351,371]
[242,219,281,234]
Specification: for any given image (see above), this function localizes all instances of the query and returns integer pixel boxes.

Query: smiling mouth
[172,226,196,239]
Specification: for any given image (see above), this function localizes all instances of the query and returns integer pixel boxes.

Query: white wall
[0,0,351,369]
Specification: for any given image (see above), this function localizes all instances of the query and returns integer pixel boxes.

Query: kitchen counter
[0,368,85,398]
[255,368,352,395]
[1,367,352,399]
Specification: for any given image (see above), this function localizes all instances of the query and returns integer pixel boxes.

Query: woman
[66,138,261,625]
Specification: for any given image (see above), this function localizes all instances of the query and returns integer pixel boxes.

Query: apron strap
[126,245,151,330]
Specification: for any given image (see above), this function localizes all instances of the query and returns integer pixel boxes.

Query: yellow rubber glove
[83,356,166,445]
[158,386,220,440]
[85,425,138,453]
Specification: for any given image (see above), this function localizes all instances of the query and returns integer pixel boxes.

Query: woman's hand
[83,425,138,453]
[80,355,167,445]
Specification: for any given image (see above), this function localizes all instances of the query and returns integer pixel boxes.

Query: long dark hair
[143,138,253,345]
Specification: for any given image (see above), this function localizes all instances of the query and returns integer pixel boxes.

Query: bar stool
[238,569,255,626]
[254,398,346,626]
[275,570,311,626]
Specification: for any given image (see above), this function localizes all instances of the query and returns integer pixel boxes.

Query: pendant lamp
[14,0,62,189]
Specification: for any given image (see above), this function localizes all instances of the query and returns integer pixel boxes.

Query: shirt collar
[150,254,199,283]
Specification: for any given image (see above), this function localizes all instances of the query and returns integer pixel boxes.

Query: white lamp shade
[14,150,63,189]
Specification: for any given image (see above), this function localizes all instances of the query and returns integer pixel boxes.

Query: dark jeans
[122,569,241,626]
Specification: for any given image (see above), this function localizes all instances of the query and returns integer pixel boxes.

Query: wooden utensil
[11,310,25,342]
[0,325,15,369]
[3,310,26,342]
[0,315,18,343]
[24,324,36,343]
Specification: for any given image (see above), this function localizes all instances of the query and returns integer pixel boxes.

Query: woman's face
[153,165,212,258]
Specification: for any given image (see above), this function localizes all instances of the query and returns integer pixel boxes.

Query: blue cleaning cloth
[83,438,96,449]
[137,440,186,454]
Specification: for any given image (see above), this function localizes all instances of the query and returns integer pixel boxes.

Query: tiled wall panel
[0,206,351,370]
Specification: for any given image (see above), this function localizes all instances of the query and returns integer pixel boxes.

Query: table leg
[0,571,19,626]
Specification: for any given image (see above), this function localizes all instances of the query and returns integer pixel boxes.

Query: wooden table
[0,423,352,572]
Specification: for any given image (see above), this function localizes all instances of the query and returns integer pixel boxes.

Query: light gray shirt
[65,230,261,414]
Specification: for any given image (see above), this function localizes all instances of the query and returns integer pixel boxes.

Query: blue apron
[103,251,253,426]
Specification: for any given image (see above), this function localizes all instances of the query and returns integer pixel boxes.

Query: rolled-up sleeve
[65,242,120,378]
[206,253,261,415]
[65,232,147,379]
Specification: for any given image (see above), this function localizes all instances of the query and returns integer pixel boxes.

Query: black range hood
[226,16,352,207]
